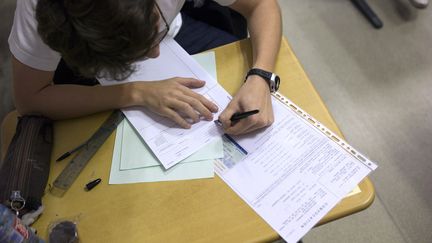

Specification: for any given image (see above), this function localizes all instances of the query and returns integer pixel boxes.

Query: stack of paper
[100,39,232,170]
[109,52,224,184]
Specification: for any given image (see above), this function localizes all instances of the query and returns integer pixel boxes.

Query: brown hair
[36,0,159,80]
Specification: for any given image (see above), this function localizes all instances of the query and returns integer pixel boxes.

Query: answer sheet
[215,96,377,243]
[99,38,231,169]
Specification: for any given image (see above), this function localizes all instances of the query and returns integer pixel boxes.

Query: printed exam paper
[99,38,231,169]
[215,96,377,242]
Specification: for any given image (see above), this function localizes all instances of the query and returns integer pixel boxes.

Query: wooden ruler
[50,110,124,197]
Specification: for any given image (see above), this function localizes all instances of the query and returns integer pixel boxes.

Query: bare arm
[12,57,136,119]
[219,0,282,135]
[12,57,217,127]
[230,0,282,71]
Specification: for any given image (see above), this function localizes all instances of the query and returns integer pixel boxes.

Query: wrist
[125,82,144,107]
[252,64,274,72]
[245,68,280,93]
[245,75,269,89]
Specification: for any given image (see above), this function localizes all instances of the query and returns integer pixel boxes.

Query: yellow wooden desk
[1,37,374,242]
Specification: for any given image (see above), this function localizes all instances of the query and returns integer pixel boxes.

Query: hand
[132,78,218,128]
[218,75,274,135]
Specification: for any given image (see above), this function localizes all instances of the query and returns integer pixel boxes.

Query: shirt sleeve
[8,0,61,71]
[213,0,237,6]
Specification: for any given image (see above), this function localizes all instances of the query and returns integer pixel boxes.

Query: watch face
[275,76,280,91]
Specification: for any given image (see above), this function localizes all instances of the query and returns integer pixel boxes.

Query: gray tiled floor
[1,1,432,242]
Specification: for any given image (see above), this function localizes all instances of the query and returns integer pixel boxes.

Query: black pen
[230,109,260,122]
[56,142,87,162]
[215,109,260,126]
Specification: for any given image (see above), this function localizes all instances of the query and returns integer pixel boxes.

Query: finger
[225,114,271,135]
[236,122,267,135]
[162,108,191,129]
[176,78,206,88]
[218,104,239,128]
[224,107,272,135]
[170,100,200,123]
[180,88,218,113]
[224,119,254,135]
[178,95,214,121]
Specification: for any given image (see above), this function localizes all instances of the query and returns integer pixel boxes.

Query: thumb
[177,78,206,88]
[219,105,238,128]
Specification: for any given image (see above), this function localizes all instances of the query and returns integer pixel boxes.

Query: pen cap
[85,178,101,191]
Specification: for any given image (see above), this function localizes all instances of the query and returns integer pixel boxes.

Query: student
[9,0,282,135]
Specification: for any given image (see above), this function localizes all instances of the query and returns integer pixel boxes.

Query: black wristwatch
[245,68,280,93]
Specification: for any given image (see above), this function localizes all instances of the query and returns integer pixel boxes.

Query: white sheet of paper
[99,38,231,169]
[118,51,223,170]
[215,96,378,243]
[109,51,223,183]
[109,119,215,184]
[119,115,223,170]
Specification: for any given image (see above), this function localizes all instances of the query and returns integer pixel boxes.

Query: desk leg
[351,0,383,29]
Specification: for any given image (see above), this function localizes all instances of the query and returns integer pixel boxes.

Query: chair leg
[409,0,429,8]
[351,0,383,29]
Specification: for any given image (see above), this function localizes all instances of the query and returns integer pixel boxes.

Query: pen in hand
[215,109,260,126]
[230,109,260,123]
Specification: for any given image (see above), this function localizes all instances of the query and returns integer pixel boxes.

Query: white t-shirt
[8,0,236,71]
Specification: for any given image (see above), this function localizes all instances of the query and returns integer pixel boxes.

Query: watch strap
[245,68,280,92]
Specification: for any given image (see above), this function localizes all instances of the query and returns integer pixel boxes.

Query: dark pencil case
[0,115,53,214]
